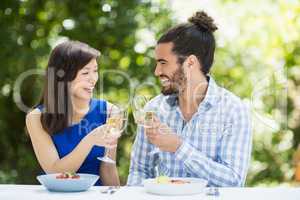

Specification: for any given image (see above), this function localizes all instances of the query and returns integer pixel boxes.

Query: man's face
[154,42,186,95]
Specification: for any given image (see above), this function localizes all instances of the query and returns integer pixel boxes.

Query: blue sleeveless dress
[37,99,106,186]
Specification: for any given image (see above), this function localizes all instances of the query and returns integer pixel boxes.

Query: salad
[155,176,191,184]
[55,172,80,179]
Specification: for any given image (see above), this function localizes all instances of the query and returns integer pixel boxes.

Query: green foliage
[0,0,299,186]
[210,0,300,186]
[0,0,172,185]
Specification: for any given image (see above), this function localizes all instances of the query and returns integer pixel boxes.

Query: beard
[161,66,187,96]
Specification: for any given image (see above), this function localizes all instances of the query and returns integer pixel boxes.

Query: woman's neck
[71,97,91,123]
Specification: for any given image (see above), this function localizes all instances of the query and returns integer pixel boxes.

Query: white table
[0,185,300,200]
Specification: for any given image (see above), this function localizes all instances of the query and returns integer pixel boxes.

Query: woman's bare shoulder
[26,108,42,126]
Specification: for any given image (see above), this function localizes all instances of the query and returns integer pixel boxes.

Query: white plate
[143,177,207,196]
[37,173,99,192]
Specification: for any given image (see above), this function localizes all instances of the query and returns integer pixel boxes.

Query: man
[127,11,252,187]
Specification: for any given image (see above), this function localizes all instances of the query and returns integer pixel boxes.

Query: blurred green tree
[0,0,171,184]
[209,0,300,186]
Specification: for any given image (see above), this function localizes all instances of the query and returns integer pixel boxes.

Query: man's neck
[178,76,208,122]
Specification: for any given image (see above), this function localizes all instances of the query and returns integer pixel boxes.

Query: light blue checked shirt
[127,77,252,187]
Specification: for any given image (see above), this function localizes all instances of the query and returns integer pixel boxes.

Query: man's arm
[127,126,158,186]
[175,102,252,186]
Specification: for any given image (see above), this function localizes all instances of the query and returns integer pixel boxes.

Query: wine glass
[132,95,171,155]
[132,95,157,126]
[97,106,128,164]
[132,95,148,125]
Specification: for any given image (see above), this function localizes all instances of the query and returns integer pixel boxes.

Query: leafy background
[0,0,299,186]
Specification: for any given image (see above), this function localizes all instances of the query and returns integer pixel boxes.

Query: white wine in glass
[97,106,127,164]
[132,95,169,155]
[132,95,156,127]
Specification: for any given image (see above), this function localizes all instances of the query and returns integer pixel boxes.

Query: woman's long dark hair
[40,40,100,135]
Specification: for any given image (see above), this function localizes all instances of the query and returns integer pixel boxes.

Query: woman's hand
[86,124,119,149]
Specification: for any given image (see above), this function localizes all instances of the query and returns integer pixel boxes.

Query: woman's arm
[26,108,109,173]
[100,147,120,186]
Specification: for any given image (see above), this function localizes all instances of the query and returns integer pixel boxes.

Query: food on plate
[55,172,80,179]
[155,176,191,184]
[169,179,191,184]
[156,176,169,184]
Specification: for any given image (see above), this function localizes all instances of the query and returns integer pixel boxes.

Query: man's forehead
[155,42,174,58]
[155,42,173,51]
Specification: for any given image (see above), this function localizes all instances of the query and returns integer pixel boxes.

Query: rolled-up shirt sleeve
[175,102,252,187]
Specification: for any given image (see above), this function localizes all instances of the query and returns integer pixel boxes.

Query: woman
[26,40,120,186]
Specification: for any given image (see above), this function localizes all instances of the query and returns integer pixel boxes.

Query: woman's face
[70,58,98,101]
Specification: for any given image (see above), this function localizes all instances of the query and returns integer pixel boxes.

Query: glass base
[97,156,116,164]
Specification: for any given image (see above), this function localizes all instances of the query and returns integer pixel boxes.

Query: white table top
[0,185,300,200]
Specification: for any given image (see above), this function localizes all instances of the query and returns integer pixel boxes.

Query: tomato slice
[71,175,80,179]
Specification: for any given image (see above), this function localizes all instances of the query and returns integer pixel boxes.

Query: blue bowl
[37,173,99,192]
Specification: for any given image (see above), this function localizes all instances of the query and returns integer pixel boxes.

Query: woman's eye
[94,70,98,73]
[82,72,89,75]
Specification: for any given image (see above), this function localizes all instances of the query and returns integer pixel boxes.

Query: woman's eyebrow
[83,65,98,70]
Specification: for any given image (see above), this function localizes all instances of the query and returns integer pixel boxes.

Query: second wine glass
[97,105,128,164]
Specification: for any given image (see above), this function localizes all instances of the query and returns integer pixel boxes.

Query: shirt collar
[201,76,221,108]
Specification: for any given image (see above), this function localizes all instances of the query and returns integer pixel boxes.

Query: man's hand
[145,118,182,153]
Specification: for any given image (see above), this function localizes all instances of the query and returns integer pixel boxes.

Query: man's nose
[154,65,162,76]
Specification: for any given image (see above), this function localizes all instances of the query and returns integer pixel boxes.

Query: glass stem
[105,148,110,158]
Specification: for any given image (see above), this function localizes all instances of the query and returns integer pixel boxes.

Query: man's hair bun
[188,11,218,32]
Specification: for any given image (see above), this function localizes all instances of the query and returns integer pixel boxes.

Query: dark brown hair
[40,40,100,134]
[157,11,218,74]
